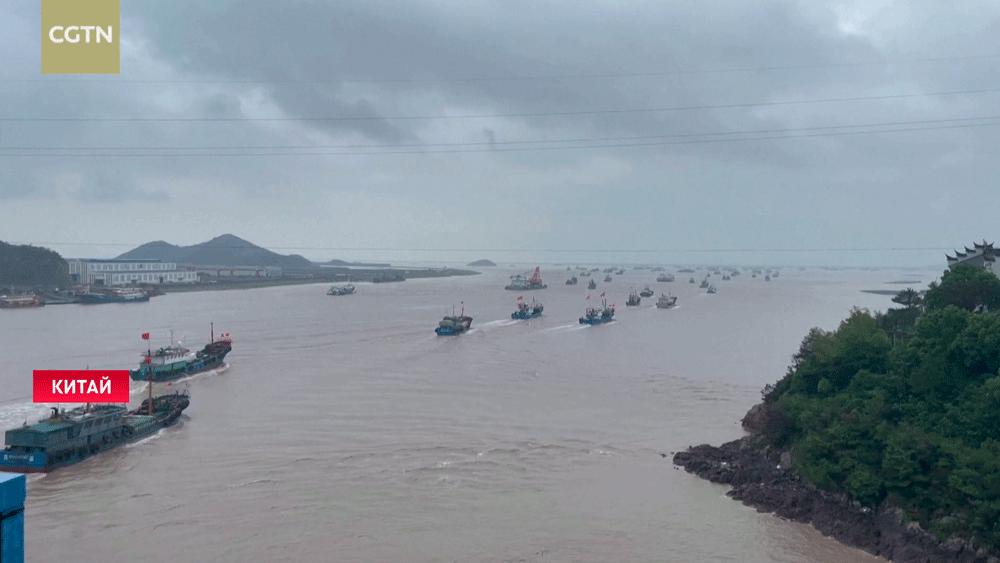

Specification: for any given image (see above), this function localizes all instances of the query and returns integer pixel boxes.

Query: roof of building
[69,258,163,263]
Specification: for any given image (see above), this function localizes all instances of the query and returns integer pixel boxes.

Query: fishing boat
[707,285,717,294]
[678,268,695,273]
[0,293,44,308]
[639,286,654,297]
[700,278,710,288]
[656,293,678,309]
[626,291,641,306]
[435,304,473,335]
[327,283,356,295]
[566,276,578,285]
[511,296,543,320]
[588,279,597,290]
[616,269,625,275]
[77,287,149,304]
[579,295,615,325]
[722,275,731,280]
[689,277,696,284]
[772,271,779,278]
[604,275,613,282]
[505,267,548,290]
[0,385,190,474]
[579,271,591,277]
[129,325,232,382]
[765,275,771,281]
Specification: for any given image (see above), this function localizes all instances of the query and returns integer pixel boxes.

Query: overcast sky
[2,0,999,268]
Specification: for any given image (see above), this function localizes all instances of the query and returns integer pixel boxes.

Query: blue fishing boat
[511,297,543,320]
[435,303,473,335]
[129,324,232,382]
[579,295,615,325]
[0,389,189,474]
[77,287,149,304]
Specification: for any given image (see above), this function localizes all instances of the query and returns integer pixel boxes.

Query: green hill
[755,265,1000,551]
[0,241,72,287]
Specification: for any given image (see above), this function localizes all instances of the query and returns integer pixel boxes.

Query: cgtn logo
[41,0,120,74]
[33,370,130,403]
[48,25,114,44]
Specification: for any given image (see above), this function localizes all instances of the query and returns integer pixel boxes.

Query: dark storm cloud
[4,0,1000,266]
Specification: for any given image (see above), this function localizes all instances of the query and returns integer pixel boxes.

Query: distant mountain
[323,259,391,267]
[0,241,72,287]
[468,259,496,267]
[115,234,313,268]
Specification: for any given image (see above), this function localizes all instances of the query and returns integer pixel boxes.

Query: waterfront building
[67,259,198,286]
[946,240,997,273]
[184,265,283,279]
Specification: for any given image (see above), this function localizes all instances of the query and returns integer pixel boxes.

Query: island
[674,264,1000,563]
[467,259,497,267]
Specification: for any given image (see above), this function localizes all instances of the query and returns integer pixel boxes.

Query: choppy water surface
[0,267,934,562]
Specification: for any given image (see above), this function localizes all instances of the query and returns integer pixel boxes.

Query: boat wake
[478,319,520,329]
[541,324,577,332]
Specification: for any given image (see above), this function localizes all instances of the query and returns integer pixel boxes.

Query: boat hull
[129,349,230,382]
[511,309,543,320]
[504,284,547,290]
[0,398,188,474]
[579,315,614,324]
[435,326,469,335]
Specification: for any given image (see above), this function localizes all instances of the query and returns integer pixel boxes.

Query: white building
[67,259,199,286]
[946,240,997,273]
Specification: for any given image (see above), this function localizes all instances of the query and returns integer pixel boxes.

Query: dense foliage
[0,241,72,287]
[760,269,1000,550]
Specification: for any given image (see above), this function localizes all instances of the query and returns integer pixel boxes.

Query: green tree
[892,287,924,309]
[924,265,1000,312]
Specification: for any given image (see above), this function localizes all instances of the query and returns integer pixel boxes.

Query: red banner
[33,370,130,403]
[142,333,150,340]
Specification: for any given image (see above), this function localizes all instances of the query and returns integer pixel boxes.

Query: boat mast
[211,322,214,343]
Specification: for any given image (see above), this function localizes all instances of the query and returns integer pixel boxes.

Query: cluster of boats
[0,286,156,308]
[0,324,233,474]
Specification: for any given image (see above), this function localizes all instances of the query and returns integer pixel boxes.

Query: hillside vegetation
[757,265,1000,550]
[0,241,72,287]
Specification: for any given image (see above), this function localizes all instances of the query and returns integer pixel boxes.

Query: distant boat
[656,293,677,309]
[579,271,591,277]
[327,283,355,296]
[604,275,613,282]
[506,267,548,290]
[689,277,696,284]
[616,269,625,275]
[566,276,578,285]
[511,297,543,320]
[722,275,731,280]
[678,268,695,273]
[707,285,717,294]
[580,297,615,325]
[772,271,779,278]
[639,286,654,297]
[765,275,771,281]
[435,304,473,336]
[78,287,149,304]
[626,291,641,306]
[700,278,709,289]
[0,293,44,308]
[588,279,597,290]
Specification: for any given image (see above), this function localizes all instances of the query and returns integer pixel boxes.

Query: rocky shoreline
[672,406,1000,563]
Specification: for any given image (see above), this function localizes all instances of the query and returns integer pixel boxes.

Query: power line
[5,241,957,253]
[3,119,998,157]
[1,54,997,84]
[3,87,1000,123]
[4,115,999,151]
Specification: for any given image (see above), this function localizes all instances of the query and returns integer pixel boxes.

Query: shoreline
[672,406,999,563]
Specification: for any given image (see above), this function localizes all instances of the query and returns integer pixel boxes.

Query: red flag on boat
[585,295,590,300]
[517,295,523,301]
[142,333,150,340]
[600,292,606,298]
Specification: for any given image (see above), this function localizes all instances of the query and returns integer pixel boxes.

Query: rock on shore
[673,431,999,563]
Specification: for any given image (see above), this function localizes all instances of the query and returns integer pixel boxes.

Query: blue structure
[0,473,25,563]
